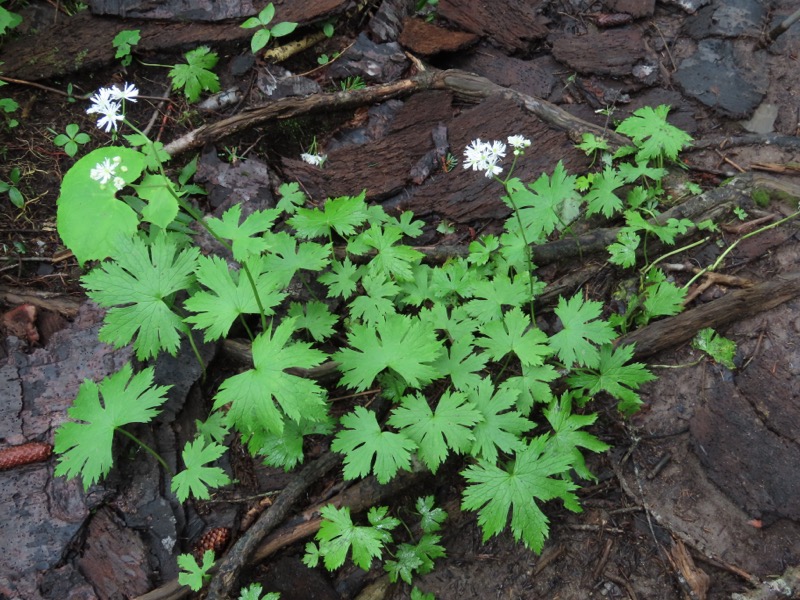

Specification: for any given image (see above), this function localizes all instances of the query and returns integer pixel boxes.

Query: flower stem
[115,426,172,474]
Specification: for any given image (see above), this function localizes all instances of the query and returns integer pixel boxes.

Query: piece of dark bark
[437,0,549,52]
[88,0,259,21]
[551,28,656,78]
[0,285,82,318]
[603,0,656,18]
[163,67,629,158]
[398,17,480,56]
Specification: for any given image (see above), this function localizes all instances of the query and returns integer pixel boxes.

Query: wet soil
[3,0,800,599]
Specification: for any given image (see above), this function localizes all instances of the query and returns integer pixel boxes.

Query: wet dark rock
[673,39,767,118]
[398,17,479,56]
[682,0,765,39]
[256,65,323,101]
[368,0,411,42]
[326,32,409,84]
[260,556,340,600]
[660,0,712,14]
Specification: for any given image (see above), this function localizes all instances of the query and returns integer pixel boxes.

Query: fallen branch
[162,68,629,157]
[620,270,800,359]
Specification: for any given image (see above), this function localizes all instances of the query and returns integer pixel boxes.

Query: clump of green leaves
[240,3,298,54]
[0,1,22,36]
[112,29,140,67]
[52,123,91,157]
[169,46,221,103]
[53,96,709,584]
[0,166,23,208]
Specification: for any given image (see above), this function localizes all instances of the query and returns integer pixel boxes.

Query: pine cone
[0,442,53,471]
[193,527,230,560]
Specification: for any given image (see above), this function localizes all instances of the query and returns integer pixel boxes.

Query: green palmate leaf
[542,393,610,481]
[420,303,480,343]
[261,231,331,287]
[466,376,534,464]
[433,335,487,391]
[335,313,443,391]
[332,406,417,483]
[390,211,425,238]
[474,306,551,366]
[416,496,447,533]
[238,583,281,600]
[195,410,230,445]
[214,318,329,435]
[608,229,640,268]
[351,224,424,282]
[183,255,286,341]
[429,258,480,301]
[171,437,231,501]
[461,435,580,553]
[57,147,147,264]
[508,161,579,241]
[54,364,170,490]
[248,415,333,471]
[0,4,22,35]
[287,300,337,342]
[169,46,220,103]
[499,363,559,413]
[123,134,171,171]
[134,173,179,229]
[584,165,625,218]
[464,274,530,323]
[388,390,481,473]
[617,160,667,184]
[348,272,399,325]
[549,295,615,368]
[385,533,446,584]
[205,204,278,261]
[567,344,656,415]
[411,588,435,600]
[178,551,214,592]
[640,269,685,325]
[319,257,361,299]
[312,504,399,570]
[112,29,141,59]
[692,327,737,370]
[276,181,306,214]
[82,233,199,360]
[616,104,692,163]
[468,234,501,267]
[289,191,368,239]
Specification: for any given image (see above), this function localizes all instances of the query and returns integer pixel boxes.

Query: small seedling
[52,124,91,157]
[339,76,366,91]
[112,29,140,67]
[241,3,298,54]
[177,550,214,592]
[692,327,737,370]
[0,167,24,208]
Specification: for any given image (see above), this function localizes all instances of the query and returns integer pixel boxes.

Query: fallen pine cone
[0,442,53,471]
[193,527,230,560]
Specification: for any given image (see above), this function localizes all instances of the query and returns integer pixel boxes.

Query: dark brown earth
[3,0,800,599]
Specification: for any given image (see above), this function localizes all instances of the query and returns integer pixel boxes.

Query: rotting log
[162,68,629,157]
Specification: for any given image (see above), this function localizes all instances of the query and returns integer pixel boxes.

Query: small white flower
[110,83,139,102]
[112,176,126,191]
[90,157,119,185]
[86,87,116,115]
[463,138,505,178]
[507,135,531,149]
[301,152,327,167]
[95,109,125,133]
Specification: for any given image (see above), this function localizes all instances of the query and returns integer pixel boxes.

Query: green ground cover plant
[54,80,720,594]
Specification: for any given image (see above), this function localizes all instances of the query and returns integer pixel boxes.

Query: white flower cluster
[89,156,126,191]
[463,135,531,178]
[301,152,327,167]
[86,83,139,133]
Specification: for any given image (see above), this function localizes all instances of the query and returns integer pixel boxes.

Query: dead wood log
[162,68,629,157]
[0,285,82,318]
[620,270,800,360]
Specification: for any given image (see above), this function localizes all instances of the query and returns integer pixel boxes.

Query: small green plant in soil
[168,46,221,103]
[339,75,366,91]
[692,327,737,370]
[54,82,750,592]
[0,166,24,208]
[112,29,140,67]
[177,550,214,592]
[240,2,298,54]
[52,123,91,157]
